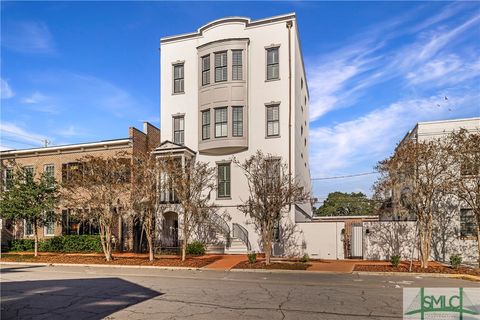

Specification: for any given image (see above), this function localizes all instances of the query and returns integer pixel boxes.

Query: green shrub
[450,254,462,269]
[186,241,205,255]
[9,239,35,251]
[300,253,310,263]
[61,235,102,253]
[247,252,257,264]
[390,254,401,267]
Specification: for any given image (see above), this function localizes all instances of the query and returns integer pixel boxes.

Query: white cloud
[1,78,14,99]
[22,91,48,104]
[2,21,56,54]
[309,93,479,178]
[306,7,480,122]
[0,122,49,148]
[21,91,60,114]
[57,125,85,137]
[406,55,480,86]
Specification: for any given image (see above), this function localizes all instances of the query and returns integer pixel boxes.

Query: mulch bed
[354,263,480,276]
[233,260,311,270]
[0,253,221,268]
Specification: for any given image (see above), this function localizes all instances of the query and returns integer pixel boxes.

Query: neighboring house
[0,122,160,252]
[365,117,480,263]
[156,13,312,254]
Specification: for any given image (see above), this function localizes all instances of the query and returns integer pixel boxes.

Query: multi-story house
[367,117,479,262]
[155,13,312,254]
[0,122,160,251]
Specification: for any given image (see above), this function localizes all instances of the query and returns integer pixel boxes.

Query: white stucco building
[156,13,312,254]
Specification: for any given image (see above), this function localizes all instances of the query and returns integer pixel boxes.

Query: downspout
[286,20,293,200]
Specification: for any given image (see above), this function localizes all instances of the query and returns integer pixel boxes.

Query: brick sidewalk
[203,254,247,270]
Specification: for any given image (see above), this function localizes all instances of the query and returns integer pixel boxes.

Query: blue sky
[1,1,479,201]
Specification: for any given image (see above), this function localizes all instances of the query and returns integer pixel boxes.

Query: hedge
[9,235,102,253]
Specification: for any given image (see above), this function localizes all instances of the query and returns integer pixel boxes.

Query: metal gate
[350,224,363,258]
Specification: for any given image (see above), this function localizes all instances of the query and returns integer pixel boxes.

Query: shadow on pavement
[0,265,42,274]
[1,277,162,319]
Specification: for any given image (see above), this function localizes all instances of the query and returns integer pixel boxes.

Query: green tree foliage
[315,192,374,216]
[0,166,59,256]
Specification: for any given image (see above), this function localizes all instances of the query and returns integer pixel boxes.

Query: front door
[351,224,363,258]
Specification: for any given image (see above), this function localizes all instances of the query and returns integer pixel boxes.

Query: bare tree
[131,152,171,261]
[233,151,310,265]
[444,129,480,266]
[159,155,216,261]
[375,138,450,268]
[61,154,131,261]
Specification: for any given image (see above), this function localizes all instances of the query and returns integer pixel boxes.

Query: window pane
[217,164,231,197]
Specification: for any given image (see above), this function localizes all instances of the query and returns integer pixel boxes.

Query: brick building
[0,122,160,251]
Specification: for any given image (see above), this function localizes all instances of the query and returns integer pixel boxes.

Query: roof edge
[160,12,296,44]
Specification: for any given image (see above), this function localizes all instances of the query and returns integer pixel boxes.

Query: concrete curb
[0,261,202,271]
[353,271,480,281]
[2,262,478,281]
[229,268,350,274]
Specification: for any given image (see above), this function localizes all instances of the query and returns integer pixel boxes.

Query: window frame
[460,208,477,238]
[3,167,13,191]
[173,115,185,145]
[44,164,55,187]
[201,55,210,86]
[232,106,243,137]
[266,104,280,137]
[214,51,228,83]
[232,50,243,81]
[24,219,34,236]
[215,107,228,138]
[201,109,211,140]
[217,163,231,199]
[266,47,280,81]
[44,213,55,236]
[173,63,185,94]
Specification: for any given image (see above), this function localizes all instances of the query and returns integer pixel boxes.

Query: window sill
[459,236,477,241]
[217,197,232,200]
[265,135,281,139]
[172,91,185,95]
[265,78,281,82]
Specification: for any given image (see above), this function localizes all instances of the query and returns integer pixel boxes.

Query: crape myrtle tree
[0,164,59,256]
[444,129,480,267]
[375,137,450,269]
[234,151,310,265]
[131,152,171,261]
[158,155,217,261]
[61,153,131,261]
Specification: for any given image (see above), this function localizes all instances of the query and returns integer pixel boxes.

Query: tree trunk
[33,220,38,257]
[264,230,272,265]
[147,234,154,262]
[181,220,188,261]
[477,223,480,269]
[418,222,432,269]
[181,239,187,261]
[99,222,113,261]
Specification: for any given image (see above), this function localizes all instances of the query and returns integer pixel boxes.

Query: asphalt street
[1,263,477,320]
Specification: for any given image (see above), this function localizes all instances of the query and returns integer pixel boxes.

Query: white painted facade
[159,13,312,254]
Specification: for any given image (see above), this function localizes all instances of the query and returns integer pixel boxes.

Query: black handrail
[210,213,231,246]
[232,223,251,251]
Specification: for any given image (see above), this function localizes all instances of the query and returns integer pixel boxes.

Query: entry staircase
[206,213,251,254]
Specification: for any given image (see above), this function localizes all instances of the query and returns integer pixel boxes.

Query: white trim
[0,139,131,156]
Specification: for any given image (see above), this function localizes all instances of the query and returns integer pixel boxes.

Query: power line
[311,171,379,181]
[0,128,46,142]
[0,137,41,148]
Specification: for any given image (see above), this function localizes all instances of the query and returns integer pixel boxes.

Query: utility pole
[41,139,51,147]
